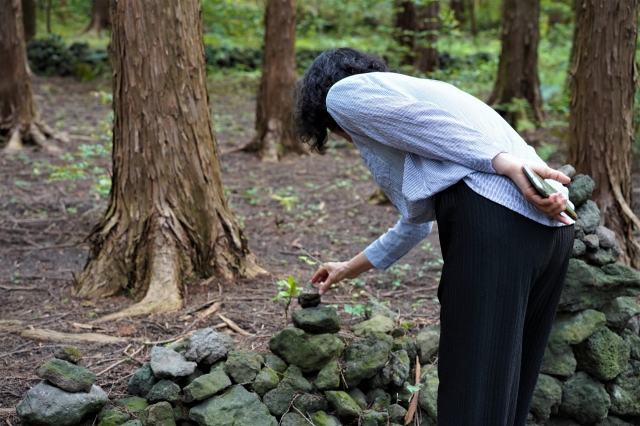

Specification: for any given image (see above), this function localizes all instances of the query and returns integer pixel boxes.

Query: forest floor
[1,74,639,425]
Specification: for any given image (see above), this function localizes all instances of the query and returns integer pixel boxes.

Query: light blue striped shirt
[326,72,564,269]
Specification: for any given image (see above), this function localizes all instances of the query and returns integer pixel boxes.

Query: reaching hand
[311,252,374,296]
[492,153,573,225]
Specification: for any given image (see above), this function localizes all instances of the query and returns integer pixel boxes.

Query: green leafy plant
[272,276,301,317]
[343,303,367,318]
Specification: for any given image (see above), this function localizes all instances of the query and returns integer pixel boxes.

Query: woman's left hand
[492,153,573,225]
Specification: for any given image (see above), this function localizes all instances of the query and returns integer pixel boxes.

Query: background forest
[1,0,640,425]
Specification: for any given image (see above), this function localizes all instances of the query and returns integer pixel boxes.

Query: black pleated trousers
[434,181,574,426]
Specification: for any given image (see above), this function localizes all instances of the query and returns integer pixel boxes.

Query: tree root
[1,120,69,154]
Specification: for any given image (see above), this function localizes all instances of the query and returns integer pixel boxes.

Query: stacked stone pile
[16,345,109,425]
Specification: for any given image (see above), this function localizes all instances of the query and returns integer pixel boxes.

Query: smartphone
[522,165,578,221]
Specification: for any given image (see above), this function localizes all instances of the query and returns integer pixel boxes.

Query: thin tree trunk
[249,0,305,161]
[0,0,64,154]
[567,0,640,268]
[81,0,110,35]
[469,0,478,36]
[451,0,465,27]
[46,0,51,33]
[488,0,543,128]
[22,0,36,42]
[74,0,264,321]
[394,1,417,66]
[414,0,439,73]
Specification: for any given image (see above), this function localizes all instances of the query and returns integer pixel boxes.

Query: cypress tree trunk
[22,0,36,42]
[248,0,305,161]
[488,0,543,127]
[74,0,264,321]
[414,0,440,73]
[394,0,417,66]
[81,0,110,35]
[0,0,65,153]
[451,0,465,27]
[567,0,640,268]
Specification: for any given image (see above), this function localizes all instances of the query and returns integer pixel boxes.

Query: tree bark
[469,0,478,36]
[0,0,64,153]
[414,0,439,73]
[488,0,543,127]
[394,1,417,67]
[22,0,36,42]
[250,0,305,161]
[74,0,264,321]
[451,0,465,27]
[81,0,110,35]
[567,0,640,268]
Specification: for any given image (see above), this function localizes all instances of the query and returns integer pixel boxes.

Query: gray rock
[293,393,329,413]
[316,360,340,390]
[347,387,367,409]
[418,368,438,421]
[184,328,234,364]
[393,336,417,364]
[16,381,107,426]
[600,297,640,330]
[530,374,562,421]
[150,346,197,379]
[36,358,96,393]
[298,282,321,308]
[351,315,394,337]
[344,335,393,387]
[54,345,83,364]
[574,327,630,381]
[361,410,389,426]
[183,367,232,403]
[366,388,391,410]
[420,415,438,426]
[596,226,617,249]
[310,411,341,426]
[558,259,640,312]
[146,379,180,403]
[325,391,361,417]
[281,413,308,426]
[628,316,640,335]
[139,401,176,426]
[225,350,263,383]
[128,363,157,398]
[568,174,595,208]
[368,349,410,388]
[185,368,204,386]
[97,409,131,426]
[252,367,280,396]
[585,248,619,267]
[573,239,587,257]
[114,396,148,413]
[189,385,276,426]
[541,342,577,377]
[595,417,634,426]
[607,359,640,416]
[583,234,600,249]
[260,352,288,373]
[557,164,576,179]
[574,221,586,240]
[416,326,440,364]
[547,418,581,426]
[559,372,611,424]
[388,404,407,424]
[269,327,345,373]
[263,381,294,416]
[121,421,144,426]
[291,306,341,334]
[366,299,398,321]
[621,329,640,360]
[282,364,313,393]
[576,200,600,234]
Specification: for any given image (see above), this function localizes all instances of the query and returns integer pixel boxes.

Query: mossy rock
[559,372,611,424]
[567,174,595,208]
[36,358,96,393]
[351,315,394,337]
[282,365,313,393]
[392,336,417,364]
[347,387,367,409]
[281,412,308,426]
[292,306,341,334]
[530,374,562,421]
[269,328,345,373]
[325,391,361,417]
[368,349,410,388]
[97,409,130,426]
[225,350,263,383]
[54,345,83,364]
[361,410,389,426]
[114,396,148,413]
[146,379,180,403]
[260,352,288,374]
[310,411,342,426]
[607,359,640,416]
[139,401,176,426]
[316,360,340,390]
[367,388,391,411]
[594,417,635,426]
[418,368,438,421]
[574,327,630,381]
[189,385,276,426]
[182,367,232,403]
[600,297,640,330]
[344,335,393,387]
[263,381,294,416]
[621,329,640,360]
[293,393,329,413]
[128,363,157,398]
[416,326,440,364]
[540,342,577,377]
[252,367,280,396]
[388,404,407,424]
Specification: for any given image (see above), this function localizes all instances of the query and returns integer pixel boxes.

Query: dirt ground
[0,74,639,425]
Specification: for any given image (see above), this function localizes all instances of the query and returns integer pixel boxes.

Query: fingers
[318,278,334,296]
[532,193,567,217]
[311,265,329,284]
[530,163,571,184]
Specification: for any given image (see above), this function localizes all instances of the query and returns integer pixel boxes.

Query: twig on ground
[96,346,144,377]
[0,285,38,291]
[218,314,253,336]
[197,302,221,321]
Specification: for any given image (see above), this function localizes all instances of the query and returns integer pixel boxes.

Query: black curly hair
[293,48,390,154]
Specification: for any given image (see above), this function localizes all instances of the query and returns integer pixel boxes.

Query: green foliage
[27,34,109,79]
[343,303,367,318]
[273,276,301,317]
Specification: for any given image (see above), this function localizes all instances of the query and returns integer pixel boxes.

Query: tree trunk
[46,0,51,33]
[81,0,110,35]
[22,0,36,42]
[74,0,264,321]
[469,0,478,36]
[414,0,439,73]
[0,0,64,153]
[488,0,543,128]
[451,0,465,27]
[394,1,417,66]
[567,0,640,268]
[249,0,305,161]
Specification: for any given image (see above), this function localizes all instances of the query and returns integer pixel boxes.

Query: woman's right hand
[311,252,374,295]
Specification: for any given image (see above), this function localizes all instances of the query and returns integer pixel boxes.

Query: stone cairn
[15,167,640,426]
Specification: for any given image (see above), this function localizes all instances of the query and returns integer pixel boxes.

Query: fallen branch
[218,314,253,336]
[185,297,221,315]
[197,302,221,320]
[0,320,24,332]
[0,285,38,291]
[0,407,15,415]
[20,328,127,344]
[96,346,144,376]
[404,356,421,425]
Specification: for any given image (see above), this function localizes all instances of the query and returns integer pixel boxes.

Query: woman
[293,48,574,426]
